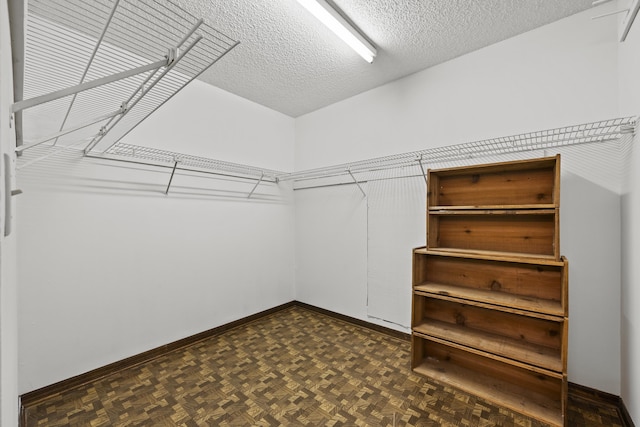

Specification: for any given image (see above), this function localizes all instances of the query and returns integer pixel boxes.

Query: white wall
[618,4,640,423]
[17,80,296,394]
[295,9,619,171]
[0,0,19,424]
[294,8,625,395]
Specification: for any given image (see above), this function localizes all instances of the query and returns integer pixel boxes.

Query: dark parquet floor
[23,306,623,426]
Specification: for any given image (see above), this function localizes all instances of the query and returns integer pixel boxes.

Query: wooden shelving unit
[412,155,568,426]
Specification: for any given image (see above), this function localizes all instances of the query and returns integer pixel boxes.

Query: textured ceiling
[173,0,594,117]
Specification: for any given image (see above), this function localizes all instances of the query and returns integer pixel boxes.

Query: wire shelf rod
[23,35,145,71]
[32,0,193,40]
[87,152,281,184]
[17,108,122,153]
[23,0,238,155]
[84,34,203,153]
[280,117,636,182]
[13,57,167,113]
[29,3,112,31]
[82,67,163,150]
[132,0,193,31]
[98,39,239,154]
[138,0,199,23]
[30,6,192,66]
[53,0,121,146]
[24,26,97,56]
[247,172,265,198]
[106,143,284,177]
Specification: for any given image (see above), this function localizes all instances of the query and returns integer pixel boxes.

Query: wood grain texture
[413,251,567,316]
[413,335,564,426]
[427,155,559,208]
[430,213,556,257]
[413,296,564,372]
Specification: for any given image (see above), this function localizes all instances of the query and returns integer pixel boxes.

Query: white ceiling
[174,0,594,117]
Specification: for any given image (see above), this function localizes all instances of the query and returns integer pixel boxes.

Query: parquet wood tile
[23,306,624,426]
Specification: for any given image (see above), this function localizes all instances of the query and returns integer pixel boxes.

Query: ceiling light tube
[296,0,377,63]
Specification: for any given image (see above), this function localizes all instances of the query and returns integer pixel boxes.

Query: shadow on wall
[16,146,291,204]
[561,170,621,394]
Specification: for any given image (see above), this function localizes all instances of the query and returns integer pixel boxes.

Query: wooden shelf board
[413,320,562,372]
[428,208,557,215]
[429,204,558,211]
[414,283,564,319]
[413,247,567,267]
[425,247,559,263]
[426,155,559,175]
[412,358,563,427]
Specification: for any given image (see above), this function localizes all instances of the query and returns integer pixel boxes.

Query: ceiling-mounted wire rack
[282,116,637,183]
[14,0,238,155]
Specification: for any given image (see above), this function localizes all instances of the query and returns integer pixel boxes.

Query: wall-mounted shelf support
[84,31,204,154]
[17,0,238,156]
[347,169,366,197]
[417,155,428,185]
[11,58,169,114]
[621,0,640,41]
[592,0,640,41]
[16,108,124,153]
[282,117,636,185]
[165,160,179,194]
[247,172,265,198]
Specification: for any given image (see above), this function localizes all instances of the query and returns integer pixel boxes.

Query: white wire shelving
[282,117,637,185]
[16,116,638,197]
[90,142,286,196]
[12,1,637,196]
[15,0,238,155]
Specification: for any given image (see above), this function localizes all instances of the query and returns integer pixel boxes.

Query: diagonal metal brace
[347,169,366,197]
[165,161,179,194]
[247,172,264,198]
[417,154,428,185]
[16,107,124,153]
[11,58,168,113]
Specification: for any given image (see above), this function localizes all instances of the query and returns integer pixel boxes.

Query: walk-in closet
[1,0,639,426]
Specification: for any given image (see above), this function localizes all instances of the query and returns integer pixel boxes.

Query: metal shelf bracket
[347,169,366,197]
[165,160,179,195]
[247,172,265,198]
[417,154,428,185]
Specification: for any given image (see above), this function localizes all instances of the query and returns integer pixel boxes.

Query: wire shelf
[281,117,637,182]
[20,0,238,154]
[97,142,286,182]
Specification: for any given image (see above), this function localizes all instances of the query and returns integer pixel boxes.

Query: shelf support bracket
[347,169,366,197]
[247,172,264,198]
[165,160,179,195]
[16,108,124,153]
[11,58,168,113]
[417,155,428,185]
[52,0,121,146]
[84,27,204,155]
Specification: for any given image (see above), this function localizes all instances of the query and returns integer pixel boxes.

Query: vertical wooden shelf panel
[413,155,568,426]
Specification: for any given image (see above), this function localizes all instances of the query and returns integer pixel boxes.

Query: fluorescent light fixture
[296,0,377,63]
